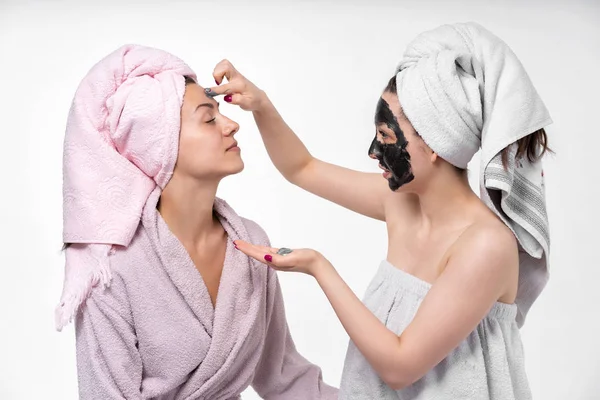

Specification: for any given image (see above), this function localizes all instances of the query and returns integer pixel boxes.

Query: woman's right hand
[208,60,269,112]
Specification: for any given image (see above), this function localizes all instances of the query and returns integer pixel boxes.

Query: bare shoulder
[445,215,519,302]
[454,217,518,263]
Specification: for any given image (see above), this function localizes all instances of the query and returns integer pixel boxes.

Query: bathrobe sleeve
[242,219,338,399]
[74,274,143,400]
[251,268,338,399]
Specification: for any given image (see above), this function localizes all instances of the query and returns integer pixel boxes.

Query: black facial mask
[369,97,414,191]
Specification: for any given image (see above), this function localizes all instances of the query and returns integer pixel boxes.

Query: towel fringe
[55,244,113,331]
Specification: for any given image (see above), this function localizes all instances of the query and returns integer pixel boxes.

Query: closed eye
[206,117,216,124]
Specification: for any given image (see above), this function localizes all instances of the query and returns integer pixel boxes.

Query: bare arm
[210,61,390,221]
[313,226,518,389]
[235,224,518,390]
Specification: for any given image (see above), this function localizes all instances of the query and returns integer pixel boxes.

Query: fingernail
[224,94,232,103]
[215,79,220,85]
[264,254,272,262]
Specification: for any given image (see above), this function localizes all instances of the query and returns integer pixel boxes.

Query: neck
[413,168,480,231]
[157,173,221,247]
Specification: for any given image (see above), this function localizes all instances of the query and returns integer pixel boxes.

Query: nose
[222,116,239,137]
[368,137,382,159]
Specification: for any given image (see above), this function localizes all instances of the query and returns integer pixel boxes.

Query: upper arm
[75,281,143,399]
[394,226,518,386]
[290,158,391,221]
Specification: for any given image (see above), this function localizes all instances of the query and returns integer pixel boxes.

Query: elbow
[383,376,409,391]
[381,370,420,391]
[379,339,427,390]
[285,157,314,186]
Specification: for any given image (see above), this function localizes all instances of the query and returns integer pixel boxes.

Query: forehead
[183,83,206,102]
[182,83,217,112]
[377,91,402,121]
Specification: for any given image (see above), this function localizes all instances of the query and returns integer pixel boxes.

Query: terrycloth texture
[56,44,195,330]
[395,22,552,326]
[75,188,338,399]
[340,261,531,400]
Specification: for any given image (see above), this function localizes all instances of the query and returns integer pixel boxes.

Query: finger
[246,244,279,254]
[234,241,271,263]
[234,240,278,255]
[235,241,297,268]
[262,252,300,269]
[224,93,246,105]
[233,240,279,253]
[212,59,238,85]
[204,82,239,98]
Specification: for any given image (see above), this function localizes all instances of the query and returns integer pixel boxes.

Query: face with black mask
[369,93,415,191]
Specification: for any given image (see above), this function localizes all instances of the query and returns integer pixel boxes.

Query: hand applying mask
[205,60,269,112]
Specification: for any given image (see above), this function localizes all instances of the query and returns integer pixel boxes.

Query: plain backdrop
[1,0,599,398]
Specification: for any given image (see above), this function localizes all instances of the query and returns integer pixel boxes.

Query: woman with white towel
[212,22,551,399]
[56,45,338,399]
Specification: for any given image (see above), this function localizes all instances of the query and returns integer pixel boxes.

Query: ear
[430,151,438,163]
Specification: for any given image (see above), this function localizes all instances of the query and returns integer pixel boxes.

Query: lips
[226,142,239,151]
[377,162,392,179]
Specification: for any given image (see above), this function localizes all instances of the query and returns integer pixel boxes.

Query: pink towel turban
[56,44,196,330]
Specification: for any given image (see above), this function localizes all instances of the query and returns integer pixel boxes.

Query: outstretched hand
[233,240,330,277]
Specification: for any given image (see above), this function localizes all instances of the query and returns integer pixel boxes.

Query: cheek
[177,129,222,169]
[404,145,429,174]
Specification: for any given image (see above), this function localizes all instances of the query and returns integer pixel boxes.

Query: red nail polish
[215,79,220,85]
[224,95,232,103]
[264,254,272,262]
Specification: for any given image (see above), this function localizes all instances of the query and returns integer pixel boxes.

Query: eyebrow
[194,102,219,113]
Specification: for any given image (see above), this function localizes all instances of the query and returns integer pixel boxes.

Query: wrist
[254,90,273,113]
[312,257,335,281]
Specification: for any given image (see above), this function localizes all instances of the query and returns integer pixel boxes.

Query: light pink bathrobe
[75,189,337,400]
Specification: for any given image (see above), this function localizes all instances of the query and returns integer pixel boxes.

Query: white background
[1,0,599,398]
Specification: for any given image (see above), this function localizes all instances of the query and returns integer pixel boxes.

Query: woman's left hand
[233,240,330,276]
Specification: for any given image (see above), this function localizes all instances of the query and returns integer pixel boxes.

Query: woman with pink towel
[56,45,338,399]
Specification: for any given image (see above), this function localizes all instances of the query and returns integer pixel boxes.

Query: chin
[388,172,415,192]
[225,159,245,176]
